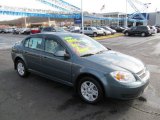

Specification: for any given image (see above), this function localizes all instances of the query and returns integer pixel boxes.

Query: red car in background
[31,28,41,34]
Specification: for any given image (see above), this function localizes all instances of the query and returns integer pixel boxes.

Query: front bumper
[106,71,150,100]
[98,32,104,35]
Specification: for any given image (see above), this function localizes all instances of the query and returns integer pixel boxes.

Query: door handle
[42,56,48,59]
[24,51,28,54]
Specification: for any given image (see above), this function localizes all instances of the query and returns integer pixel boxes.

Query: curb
[92,33,124,40]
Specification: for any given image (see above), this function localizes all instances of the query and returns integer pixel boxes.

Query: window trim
[23,37,44,51]
[44,37,67,55]
[24,37,30,48]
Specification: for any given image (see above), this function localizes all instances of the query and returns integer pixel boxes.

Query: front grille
[136,68,146,79]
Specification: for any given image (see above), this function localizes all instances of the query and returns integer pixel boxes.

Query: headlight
[110,71,136,83]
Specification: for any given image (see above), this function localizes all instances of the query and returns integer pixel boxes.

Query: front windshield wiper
[80,53,95,57]
[96,50,107,54]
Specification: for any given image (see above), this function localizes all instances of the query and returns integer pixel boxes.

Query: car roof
[30,32,83,38]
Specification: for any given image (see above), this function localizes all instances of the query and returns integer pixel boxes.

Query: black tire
[103,32,106,36]
[141,32,146,37]
[125,32,129,36]
[93,32,97,37]
[16,60,29,77]
[77,77,104,104]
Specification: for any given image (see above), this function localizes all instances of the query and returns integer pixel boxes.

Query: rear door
[87,27,93,35]
[41,36,72,82]
[83,27,88,34]
[136,26,143,34]
[23,35,44,72]
[131,26,137,35]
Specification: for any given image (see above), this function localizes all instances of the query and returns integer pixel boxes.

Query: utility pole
[24,17,27,28]
[81,0,84,34]
[48,17,51,26]
[118,14,119,26]
[144,3,151,25]
[125,0,128,27]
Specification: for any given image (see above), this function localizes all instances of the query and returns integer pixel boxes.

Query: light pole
[117,14,119,26]
[48,17,51,26]
[144,3,151,25]
[81,0,84,34]
[24,17,27,28]
[125,0,128,27]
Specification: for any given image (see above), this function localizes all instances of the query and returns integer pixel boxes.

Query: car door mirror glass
[54,51,70,59]
[54,51,65,57]
[107,47,111,50]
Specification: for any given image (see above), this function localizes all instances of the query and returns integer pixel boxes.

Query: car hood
[97,30,104,33]
[111,29,116,32]
[105,30,111,33]
[84,51,144,73]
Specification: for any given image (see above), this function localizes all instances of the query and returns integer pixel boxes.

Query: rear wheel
[16,60,28,77]
[78,77,104,104]
[141,32,146,37]
[103,32,106,36]
[93,32,97,37]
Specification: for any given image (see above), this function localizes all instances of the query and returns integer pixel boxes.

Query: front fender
[72,67,110,96]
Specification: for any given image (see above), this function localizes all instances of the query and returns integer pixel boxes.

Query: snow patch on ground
[152,42,160,55]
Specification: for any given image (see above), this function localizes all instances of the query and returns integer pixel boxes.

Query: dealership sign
[74,18,82,24]
[130,13,149,20]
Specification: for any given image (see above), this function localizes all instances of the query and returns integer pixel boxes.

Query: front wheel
[125,32,129,36]
[78,77,104,104]
[16,60,28,77]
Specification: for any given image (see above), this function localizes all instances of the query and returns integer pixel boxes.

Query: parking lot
[0,33,160,120]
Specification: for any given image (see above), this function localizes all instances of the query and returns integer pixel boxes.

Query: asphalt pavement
[0,33,160,120]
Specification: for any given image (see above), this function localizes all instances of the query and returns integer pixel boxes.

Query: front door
[41,37,72,82]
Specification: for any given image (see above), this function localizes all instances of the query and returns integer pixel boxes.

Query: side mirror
[107,47,111,50]
[54,51,70,59]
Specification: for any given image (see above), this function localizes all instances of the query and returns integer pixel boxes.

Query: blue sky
[0,0,159,21]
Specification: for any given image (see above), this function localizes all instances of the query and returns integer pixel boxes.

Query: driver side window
[45,39,65,54]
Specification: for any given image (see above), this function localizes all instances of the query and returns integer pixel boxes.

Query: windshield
[104,27,111,30]
[54,27,66,32]
[91,27,97,30]
[97,28,102,30]
[61,35,107,56]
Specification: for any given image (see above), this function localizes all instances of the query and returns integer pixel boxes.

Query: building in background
[83,12,138,27]
[102,12,126,27]
[148,12,160,26]
[1,12,160,28]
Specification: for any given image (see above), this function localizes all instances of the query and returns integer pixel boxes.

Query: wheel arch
[93,32,98,35]
[74,73,106,96]
[14,56,25,70]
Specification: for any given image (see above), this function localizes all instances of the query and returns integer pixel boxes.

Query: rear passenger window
[43,27,52,31]
[138,26,146,30]
[88,28,92,30]
[28,38,43,50]
[24,39,29,47]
